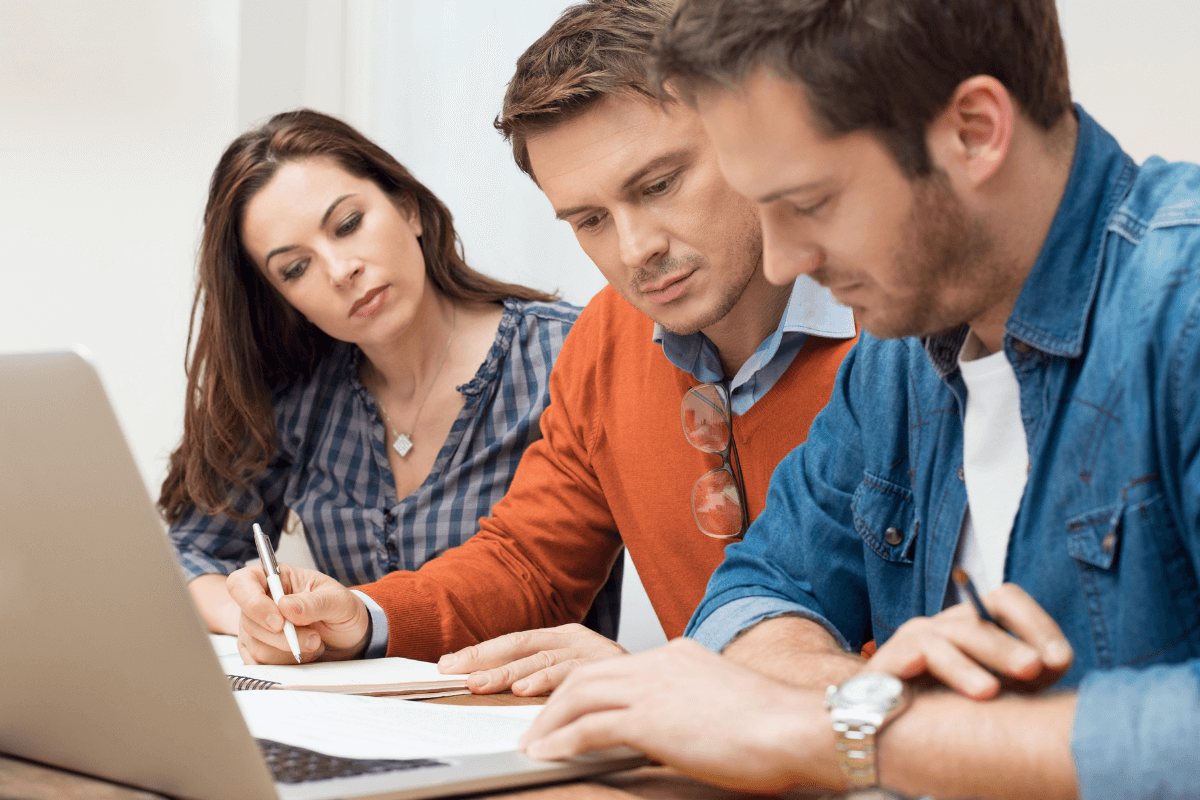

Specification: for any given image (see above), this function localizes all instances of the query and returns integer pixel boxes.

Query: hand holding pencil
[861,574,1074,700]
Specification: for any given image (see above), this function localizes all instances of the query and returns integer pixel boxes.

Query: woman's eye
[282,259,309,281]
[336,213,362,236]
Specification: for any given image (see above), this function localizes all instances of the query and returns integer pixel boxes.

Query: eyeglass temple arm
[727,433,751,535]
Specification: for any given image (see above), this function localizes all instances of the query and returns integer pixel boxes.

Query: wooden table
[0,693,832,800]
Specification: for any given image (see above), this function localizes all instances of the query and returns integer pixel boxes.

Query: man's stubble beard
[649,218,764,337]
[832,169,1001,341]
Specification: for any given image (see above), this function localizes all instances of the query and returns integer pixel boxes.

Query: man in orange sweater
[226,0,857,693]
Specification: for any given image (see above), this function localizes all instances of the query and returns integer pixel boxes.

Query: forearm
[722,615,864,689]
[187,573,241,634]
[879,689,1079,800]
[359,527,622,662]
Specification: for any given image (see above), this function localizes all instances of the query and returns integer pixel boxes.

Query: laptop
[0,350,646,800]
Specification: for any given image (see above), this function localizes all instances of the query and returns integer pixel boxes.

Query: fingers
[463,647,560,694]
[519,667,632,749]
[986,584,1074,674]
[440,625,628,695]
[275,583,355,627]
[864,616,1002,699]
[236,608,324,664]
[512,660,583,696]
[523,709,629,761]
[466,652,587,696]
[865,583,1075,699]
[227,564,368,662]
[439,625,592,673]
[226,566,283,631]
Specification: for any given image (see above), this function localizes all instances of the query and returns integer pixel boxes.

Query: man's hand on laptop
[862,582,1074,699]
[227,564,370,664]
[519,638,839,792]
[437,624,628,696]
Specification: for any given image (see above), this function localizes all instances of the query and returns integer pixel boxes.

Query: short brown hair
[160,109,554,524]
[655,0,1072,177]
[495,0,677,181]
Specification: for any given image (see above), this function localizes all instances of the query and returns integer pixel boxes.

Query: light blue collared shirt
[654,274,856,415]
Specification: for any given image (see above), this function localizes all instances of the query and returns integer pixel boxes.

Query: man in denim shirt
[518,1,1199,798]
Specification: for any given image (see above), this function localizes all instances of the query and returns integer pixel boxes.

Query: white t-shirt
[956,332,1029,596]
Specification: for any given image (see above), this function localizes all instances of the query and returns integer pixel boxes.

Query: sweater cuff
[355,580,454,662]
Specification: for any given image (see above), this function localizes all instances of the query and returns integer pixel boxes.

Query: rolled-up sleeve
[1071,661,1200,800]
[688,595,851,653]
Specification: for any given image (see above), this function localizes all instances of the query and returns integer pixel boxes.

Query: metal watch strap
[832,719,880,788]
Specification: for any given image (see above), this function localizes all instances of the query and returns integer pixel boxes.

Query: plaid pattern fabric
[169,298,621,639]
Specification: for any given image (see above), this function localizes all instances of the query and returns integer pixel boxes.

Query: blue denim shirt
[687,107,1200,800]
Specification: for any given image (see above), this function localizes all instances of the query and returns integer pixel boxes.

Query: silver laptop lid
[0,350,278,800]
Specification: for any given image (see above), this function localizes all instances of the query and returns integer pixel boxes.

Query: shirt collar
[652,275,856,383]
[923,105,1136,376]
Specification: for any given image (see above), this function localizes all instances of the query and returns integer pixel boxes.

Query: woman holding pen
[159,110,620,648]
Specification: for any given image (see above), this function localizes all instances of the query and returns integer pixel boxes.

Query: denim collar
[652,275,856,384]
[923,105,1136,377]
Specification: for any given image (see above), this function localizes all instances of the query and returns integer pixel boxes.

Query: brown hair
[655,0,1072,177]
[159,109,555,524]
[495,0,678,181]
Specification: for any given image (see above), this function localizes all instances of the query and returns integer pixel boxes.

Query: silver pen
[253,523,302,663]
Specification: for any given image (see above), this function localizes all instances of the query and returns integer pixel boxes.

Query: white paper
[225,656,468,689]
[209,633,245,670]
[235,692,540,760]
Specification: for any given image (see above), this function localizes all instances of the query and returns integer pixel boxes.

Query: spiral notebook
[225,655,470,698]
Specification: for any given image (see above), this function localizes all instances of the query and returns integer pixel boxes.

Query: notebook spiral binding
[228,675,281,691]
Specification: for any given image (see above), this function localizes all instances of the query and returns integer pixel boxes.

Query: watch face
[837,673,904,708]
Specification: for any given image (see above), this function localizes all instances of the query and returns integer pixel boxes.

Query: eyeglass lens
[681,384,730,453]
[681,384,744,539]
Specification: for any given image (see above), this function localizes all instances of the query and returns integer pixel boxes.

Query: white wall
[0,0,238,508]
[1059,0,1200,166]
[3,0,1198,656]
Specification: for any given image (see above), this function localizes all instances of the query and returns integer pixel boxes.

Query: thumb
[278,588,353,626]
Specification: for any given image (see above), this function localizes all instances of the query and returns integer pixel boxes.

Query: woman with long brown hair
[161,109,620,646]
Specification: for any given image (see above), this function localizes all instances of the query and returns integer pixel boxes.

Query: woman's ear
[402,197,423,238]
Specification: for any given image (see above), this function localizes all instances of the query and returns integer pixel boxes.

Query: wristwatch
[825,673,910,789]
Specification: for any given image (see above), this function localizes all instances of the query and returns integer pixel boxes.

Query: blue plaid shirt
[169,298,622,640]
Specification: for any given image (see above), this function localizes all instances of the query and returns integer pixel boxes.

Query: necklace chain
[374,305,458,458]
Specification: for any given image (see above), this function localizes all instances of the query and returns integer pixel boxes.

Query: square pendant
[392,433,413,457]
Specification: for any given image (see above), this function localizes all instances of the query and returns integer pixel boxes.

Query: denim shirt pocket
[1064,480,1200,670]
[1065,502,1122,572]
[852,473,919,642]
[852,473,919,564]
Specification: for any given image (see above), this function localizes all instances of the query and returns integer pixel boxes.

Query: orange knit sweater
[358,286,856,660]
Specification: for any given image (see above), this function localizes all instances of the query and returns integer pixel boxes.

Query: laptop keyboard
[256,738,448,784]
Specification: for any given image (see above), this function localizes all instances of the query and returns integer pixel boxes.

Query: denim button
[1102,532,1117,554]
[958,465,965,481]
[884,526,903,546]
[1013,340,1032,354]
